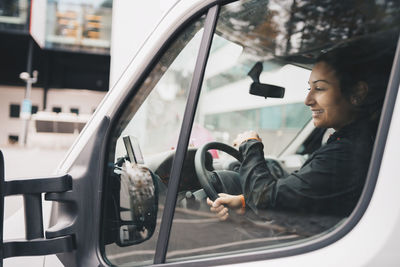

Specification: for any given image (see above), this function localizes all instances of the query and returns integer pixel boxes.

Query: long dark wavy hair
[315,32,397,130]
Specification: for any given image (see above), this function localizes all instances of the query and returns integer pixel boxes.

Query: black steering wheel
[195,142,243,201]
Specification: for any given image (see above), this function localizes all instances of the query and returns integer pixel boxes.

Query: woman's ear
[351,81,368,106]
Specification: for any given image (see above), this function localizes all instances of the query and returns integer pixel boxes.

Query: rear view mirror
[248,61,285,99]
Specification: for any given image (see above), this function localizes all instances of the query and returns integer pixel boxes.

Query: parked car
[1,0,400,266]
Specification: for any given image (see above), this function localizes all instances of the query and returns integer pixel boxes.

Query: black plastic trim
[47,116,111,267]
[2,236,74,258]
[3,174,72,195]
[0,152,74,265]
[153,5,220,264]
[23,194,44,240]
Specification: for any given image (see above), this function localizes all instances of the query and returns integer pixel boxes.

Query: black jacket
[239,120,375,217]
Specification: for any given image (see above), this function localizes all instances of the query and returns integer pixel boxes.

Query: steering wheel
[195,142,243,201]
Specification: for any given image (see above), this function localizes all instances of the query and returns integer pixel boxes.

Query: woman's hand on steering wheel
[233,130,262,147]
[207,193,245,221]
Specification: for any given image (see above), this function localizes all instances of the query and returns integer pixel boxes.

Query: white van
[1,0,400,266]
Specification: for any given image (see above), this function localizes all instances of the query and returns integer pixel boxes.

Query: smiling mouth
[311,109,324,117]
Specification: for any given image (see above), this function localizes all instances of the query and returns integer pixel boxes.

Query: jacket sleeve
[239,139,357,215]
[238,139,276,213]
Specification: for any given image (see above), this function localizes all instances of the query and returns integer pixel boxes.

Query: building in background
[0,0,112,147]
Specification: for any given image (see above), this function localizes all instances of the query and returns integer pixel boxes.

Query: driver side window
[101,15,206,266]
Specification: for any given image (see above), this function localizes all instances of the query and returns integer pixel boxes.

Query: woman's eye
[307,87,325,91]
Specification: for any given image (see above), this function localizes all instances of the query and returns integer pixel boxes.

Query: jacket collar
[327,118,371,144]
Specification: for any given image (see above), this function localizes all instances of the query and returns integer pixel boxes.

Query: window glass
[102,15,205,266]
[70,107,79,115]
[45,0,112,53]
[8,134,19,144]
[166,0,399,262]
[31,105,38,114]
[9,104,20,118]
[0,0,29,31]
[52,106,61,113]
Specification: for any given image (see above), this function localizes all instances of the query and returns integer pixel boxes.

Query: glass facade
[0,0,112,53]
[45,0,112,53]
[0,0,29,31]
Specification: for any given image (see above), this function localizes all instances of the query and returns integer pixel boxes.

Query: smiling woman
[207,39,396,221]
[306,61,357,130]
[312,40,395,132]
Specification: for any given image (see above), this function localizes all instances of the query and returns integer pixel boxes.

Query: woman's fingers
[208,197,225,213]
[218,210,229,221]
[207,197,229,220]
[233,130,261,147]
[208,193,243,220]
[217,207,228,217]
[210,204,225,213]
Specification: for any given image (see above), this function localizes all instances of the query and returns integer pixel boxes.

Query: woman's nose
[304,90,315,106]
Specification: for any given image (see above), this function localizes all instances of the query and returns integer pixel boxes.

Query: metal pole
[19,39,38,146]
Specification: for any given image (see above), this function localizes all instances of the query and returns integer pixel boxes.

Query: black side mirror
[248,61,285,99]
[110,136,158,247]
[117,163,158,246]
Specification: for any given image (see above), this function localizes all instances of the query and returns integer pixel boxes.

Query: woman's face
[305,61,356,131]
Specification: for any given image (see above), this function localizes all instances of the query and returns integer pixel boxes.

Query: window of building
[0,0,29,31]
[52,107,62,113]
[70,108,79,115]
[45,0,113,53]
[32,105,38,114]
[9,104,20,118]
[8,135,19,144]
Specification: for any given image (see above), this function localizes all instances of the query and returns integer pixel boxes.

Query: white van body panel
[109,0,178,88]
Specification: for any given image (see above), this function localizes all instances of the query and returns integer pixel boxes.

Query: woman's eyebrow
[308,79,331,85]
